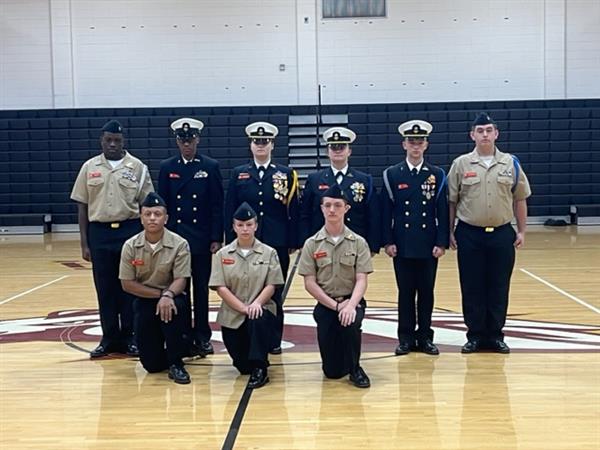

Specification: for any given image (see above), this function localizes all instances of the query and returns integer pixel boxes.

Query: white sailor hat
[323,127,356,145]
[170,118,204,139]
[245,121,278,138]
[398,120,433,138]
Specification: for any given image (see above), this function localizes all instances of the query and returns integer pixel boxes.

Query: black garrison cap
[101,119,124,134]
[321,183,348,203]
[141,192,167,208]
[471,112,496,127]
[233,202,257,221]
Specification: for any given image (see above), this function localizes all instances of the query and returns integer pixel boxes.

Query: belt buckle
[110,222,120,229]
[485,227,494,233]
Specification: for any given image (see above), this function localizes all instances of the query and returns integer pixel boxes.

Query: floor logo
[1,307,599,352]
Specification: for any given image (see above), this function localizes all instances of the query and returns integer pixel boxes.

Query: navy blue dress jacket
[381,161,449,258]
[158,154,224,254]
[300,167,380,252]
[225,162,300,249]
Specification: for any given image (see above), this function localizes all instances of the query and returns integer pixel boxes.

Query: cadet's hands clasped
[246,301,264,319]
[336,299,357,327]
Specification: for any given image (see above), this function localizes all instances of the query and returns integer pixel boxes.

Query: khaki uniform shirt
[298,226,373,298]
[209,239,284,329]
[119,228,191,290]
[71,151,154,222]
[448,148,531,227]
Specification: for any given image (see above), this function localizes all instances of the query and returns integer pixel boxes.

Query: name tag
[313,251,328,259]
[88,171,102,178]
[238,172,251,180]
[169,172,180,179]
[222,258,235,265]
[398,183,409,190]
[131,259,144,266]
[318,184,329,190]
[464,171,478,178]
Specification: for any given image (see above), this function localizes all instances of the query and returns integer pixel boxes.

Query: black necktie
[336,172,344,185]
[411,168,418,176]
[258,166,265,179]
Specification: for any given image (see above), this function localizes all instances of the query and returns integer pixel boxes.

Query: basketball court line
[0,275,69,306]
[519,268,600,315]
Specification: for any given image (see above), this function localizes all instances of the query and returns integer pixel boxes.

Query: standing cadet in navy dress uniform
[158,118,224,356]
[381,120,449,356]
[71,119,154,358]
[224,122,300,354]
[300,127,380,253]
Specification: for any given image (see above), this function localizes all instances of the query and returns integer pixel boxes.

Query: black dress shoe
[248,368,269,389]
[418,340,440,355]
[349,366,371,388]
[199,341,214,355]
[395,342,411,356]
[187,343,207,358]
[490,339,510,354]
[168,365,191,384]
[269,346,282,355]
[461,340,481,354]
[125,343,139,357]
[90,344,109,359]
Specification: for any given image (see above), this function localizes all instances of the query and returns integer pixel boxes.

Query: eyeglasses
[251,138,272,145]
[328,144,348,150]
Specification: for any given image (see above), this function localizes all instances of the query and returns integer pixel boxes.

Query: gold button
[405,201,409,205]
[177,207,181,211]
[177,195,181,199]
[192,194,197,199]
[347,218,351,222]
[422,212,426,216]
[258,182,262,186]
[259,192,263,196]
[193,219,197,223]
[405,211,409,216]
[422,224,426,228]
[405,223,409,228]
[193,207,197,211]
[422,201,426,205]
[177,219,181,223]
[259,201,263,206]
[260,212,264,216]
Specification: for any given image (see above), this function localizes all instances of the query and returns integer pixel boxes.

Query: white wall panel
[0,0,54,108]
[0,0,598,109]
[565,0,600,98]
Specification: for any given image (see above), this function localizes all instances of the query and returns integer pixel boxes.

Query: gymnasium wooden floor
[1,226,599,449]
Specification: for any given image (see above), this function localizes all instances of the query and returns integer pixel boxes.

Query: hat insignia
[412,125,420,133]
[333,132,340,141]
[258,127,265,136]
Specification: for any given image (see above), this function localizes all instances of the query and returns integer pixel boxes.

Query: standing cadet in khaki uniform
[209,202,284,389]
[119,193,192,384]
[448,113,531,354]
[71,120,154,358]
[298,184,373,388]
